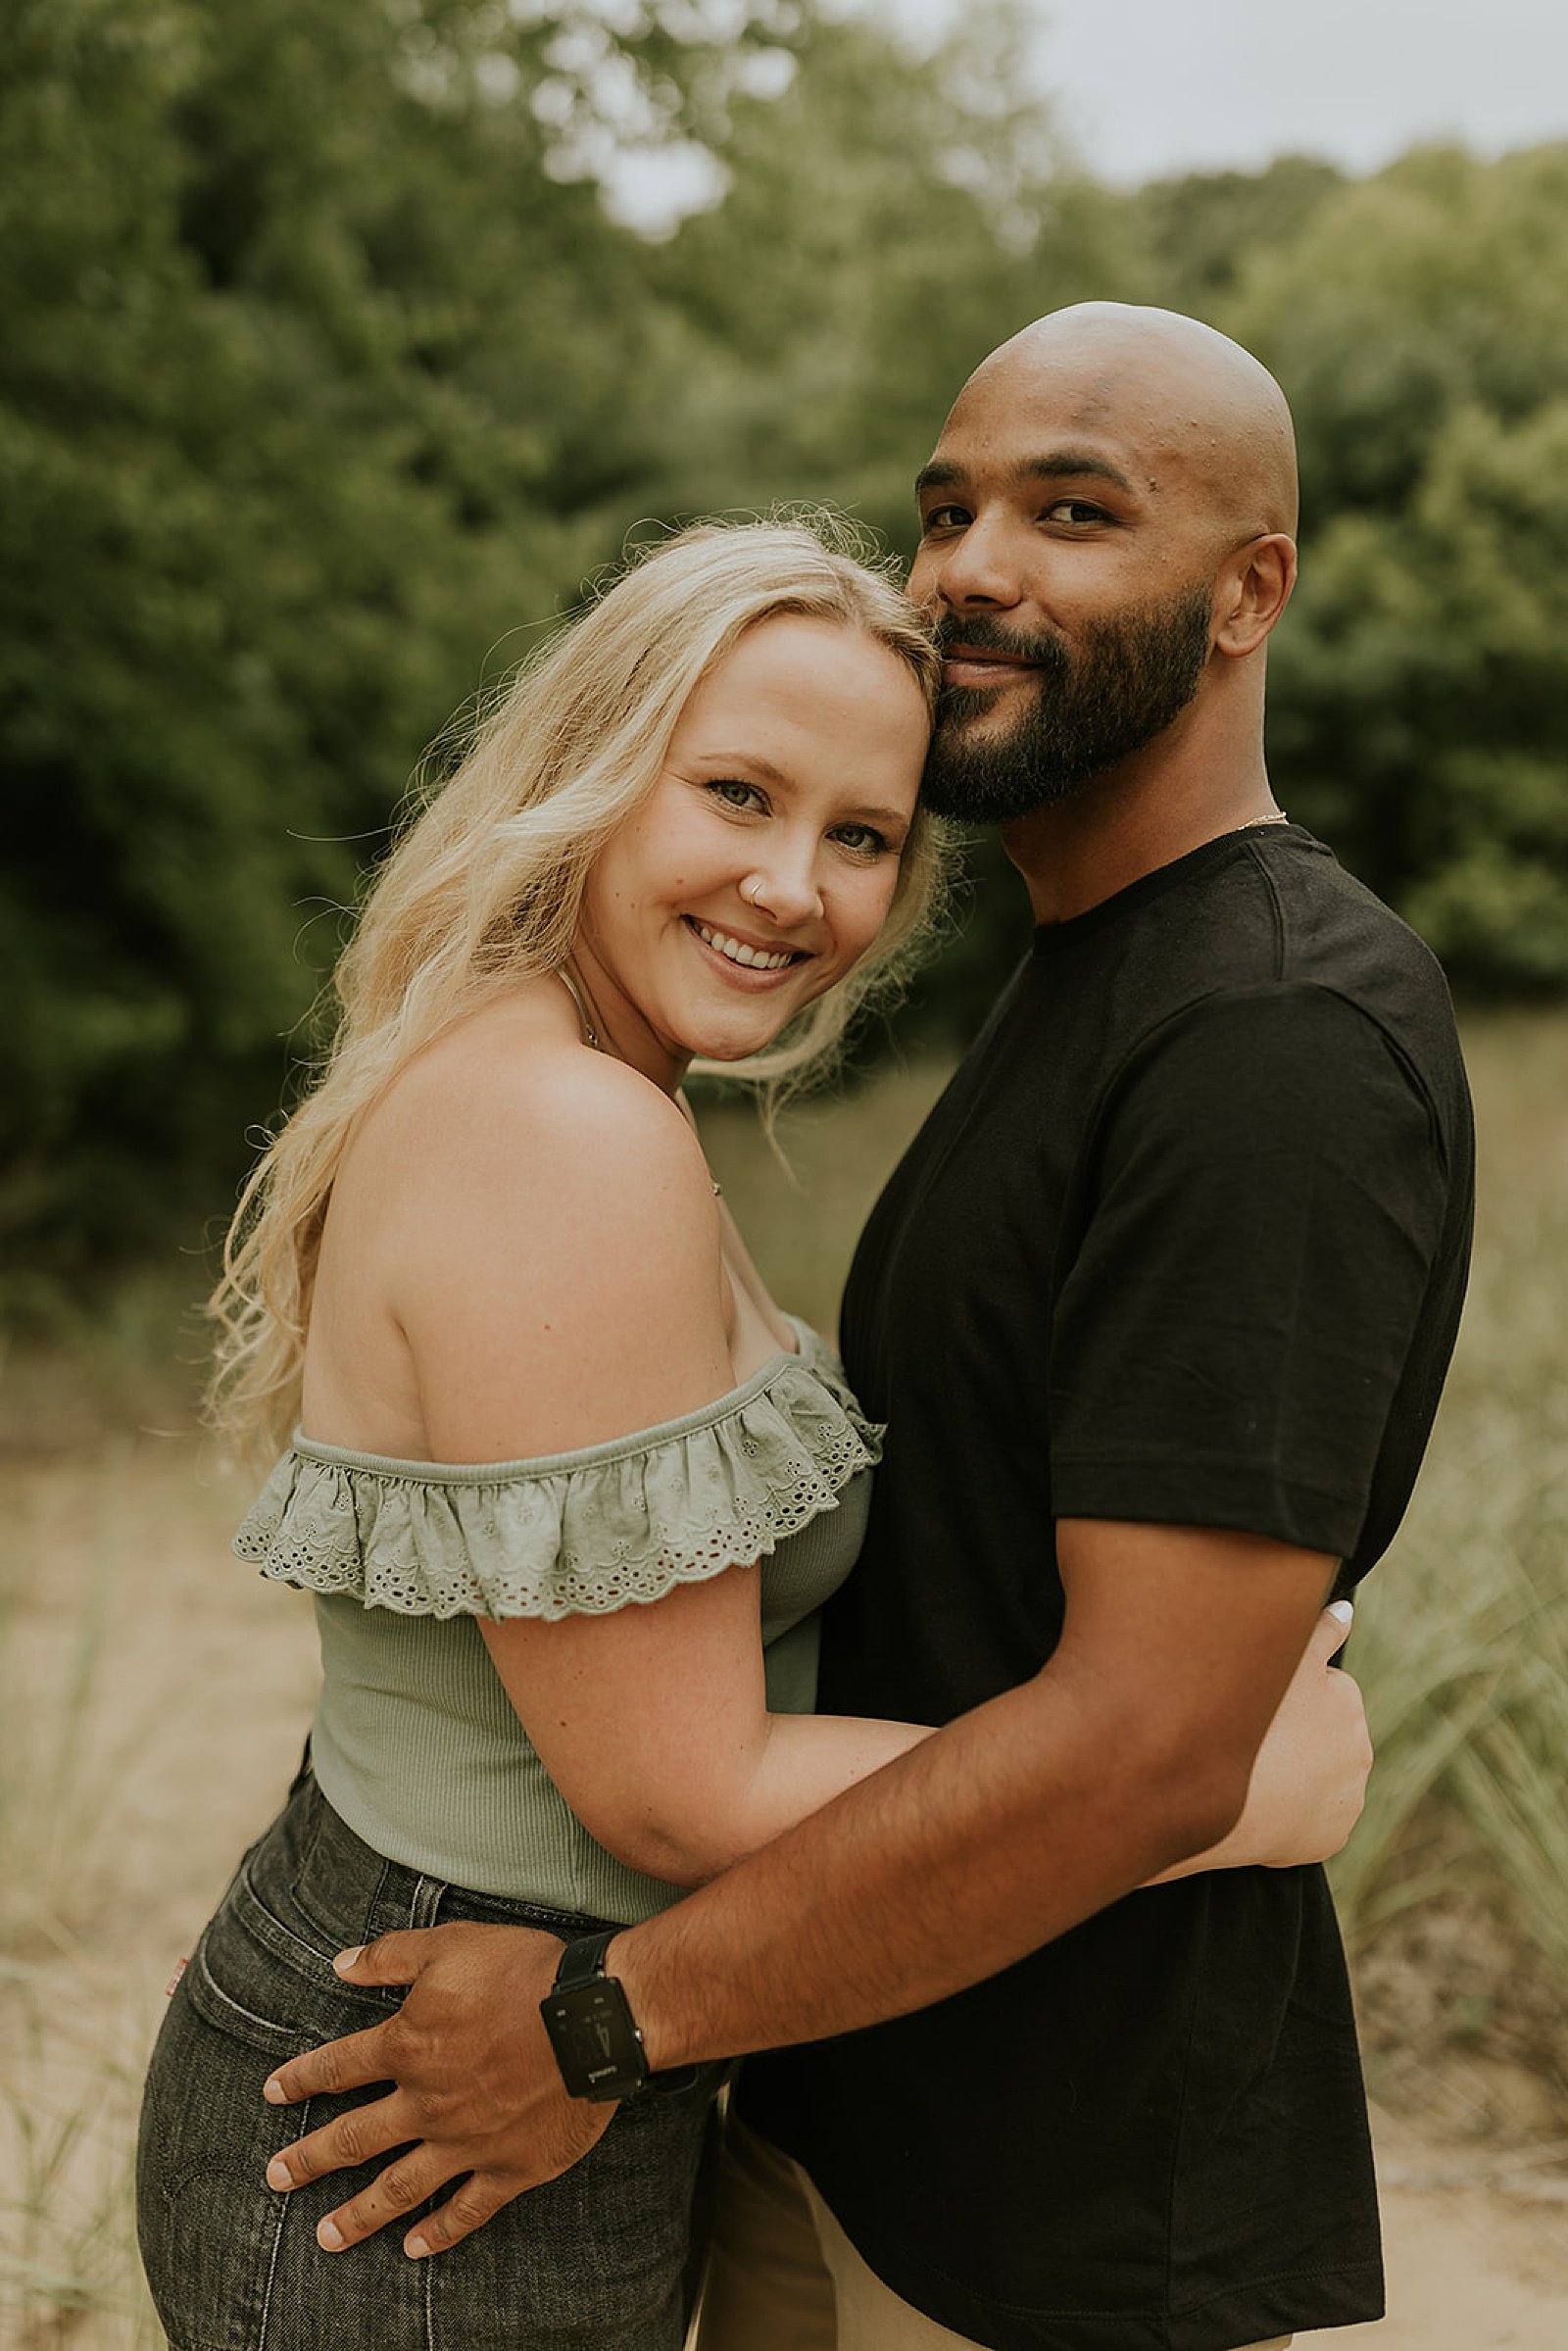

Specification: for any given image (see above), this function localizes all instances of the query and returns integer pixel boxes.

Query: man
[261,305,1473,2350]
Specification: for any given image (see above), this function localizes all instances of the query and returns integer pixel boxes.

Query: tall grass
[0,1437,306,2347]
[1328,1012,1568,1981]
[0,1447,198,2349]
[0,1977,163,2349]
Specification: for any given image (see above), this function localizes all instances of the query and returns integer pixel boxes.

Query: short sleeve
[1049,982,1452,1556]
[232,1339,882,1622]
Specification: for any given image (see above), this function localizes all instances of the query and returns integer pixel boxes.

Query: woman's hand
[1151,1600,1371,1881]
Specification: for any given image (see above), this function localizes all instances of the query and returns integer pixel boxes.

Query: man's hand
[261,1922,612,2258]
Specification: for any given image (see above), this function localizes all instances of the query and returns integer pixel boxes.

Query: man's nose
[918,516,1024,613]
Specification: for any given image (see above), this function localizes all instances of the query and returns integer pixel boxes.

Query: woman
[137,520,1365,2351]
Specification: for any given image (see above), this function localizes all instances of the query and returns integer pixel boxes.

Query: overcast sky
[607,0,1568,227]
[892,0,1568,184]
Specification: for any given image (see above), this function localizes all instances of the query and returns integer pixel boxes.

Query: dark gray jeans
[137,1763,722,2351]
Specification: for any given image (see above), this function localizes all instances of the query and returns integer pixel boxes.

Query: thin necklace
[556,958,722,1200]
[556,958,603,1049]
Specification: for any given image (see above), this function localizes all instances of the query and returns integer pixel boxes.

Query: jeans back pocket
[186,1852,392,2057]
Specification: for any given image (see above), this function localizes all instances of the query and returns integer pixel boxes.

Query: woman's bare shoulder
[360,989,708,1201]
[346,995,731,1457]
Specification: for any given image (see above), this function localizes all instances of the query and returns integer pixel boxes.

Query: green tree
[1131,154,1347,313]
[1266,401,1568,992]
[0,0,784,1287]
[644,0,1141,550]
[1225,145,1568,990]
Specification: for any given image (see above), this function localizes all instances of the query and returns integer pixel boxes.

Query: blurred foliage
[3,0,1567,1293]
[1225,147,1568,990]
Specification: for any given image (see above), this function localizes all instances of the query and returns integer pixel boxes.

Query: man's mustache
[932,613,1066,668]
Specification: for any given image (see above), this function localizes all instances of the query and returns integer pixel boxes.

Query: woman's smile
[683,915,812,979]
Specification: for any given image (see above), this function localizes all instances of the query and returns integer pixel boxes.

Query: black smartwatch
[539,1931,651,2103]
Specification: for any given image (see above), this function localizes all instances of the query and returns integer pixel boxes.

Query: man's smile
[941,646,1042,689]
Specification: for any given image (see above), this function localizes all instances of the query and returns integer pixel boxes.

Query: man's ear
[1214,534,1297,659]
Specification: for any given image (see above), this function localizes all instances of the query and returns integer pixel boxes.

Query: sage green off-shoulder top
[232,1320,880,1924]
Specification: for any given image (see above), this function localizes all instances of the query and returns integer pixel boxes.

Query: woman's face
[574,613,930,1088]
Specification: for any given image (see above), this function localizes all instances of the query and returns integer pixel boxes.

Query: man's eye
[920,504,970,533]
[1045,499,1108,525]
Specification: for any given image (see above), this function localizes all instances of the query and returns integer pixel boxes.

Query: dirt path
[1301,2105,1568,2346]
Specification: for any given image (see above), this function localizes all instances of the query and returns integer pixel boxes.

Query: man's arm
[262,1520,1335,2256]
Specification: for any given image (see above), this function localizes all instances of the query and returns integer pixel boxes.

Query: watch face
[542,1984,647,2099]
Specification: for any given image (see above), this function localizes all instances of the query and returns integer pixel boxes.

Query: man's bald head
[910,303,1300,823]
[957,302,1298,543]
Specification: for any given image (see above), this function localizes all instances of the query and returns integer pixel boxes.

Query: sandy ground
[3,1434,1567,2347]
[1300,2107,1568,2348]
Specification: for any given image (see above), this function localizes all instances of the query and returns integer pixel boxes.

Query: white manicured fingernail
[1327,1599,1354,1624]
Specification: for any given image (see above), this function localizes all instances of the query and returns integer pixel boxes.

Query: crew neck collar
[1029,821,1313,956]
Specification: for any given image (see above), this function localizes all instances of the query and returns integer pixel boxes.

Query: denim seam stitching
[257,2096,312,2348]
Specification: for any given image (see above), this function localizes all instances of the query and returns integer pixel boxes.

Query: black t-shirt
[740,827,1474,2351]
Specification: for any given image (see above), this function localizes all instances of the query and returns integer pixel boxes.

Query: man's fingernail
[318,2220,345,2252]
[1327,1599,1354,1625]
[406,2234,431,2260]
[332,1946,364,1975]
[266,2158,292,2190]
[262,2076,286,2104]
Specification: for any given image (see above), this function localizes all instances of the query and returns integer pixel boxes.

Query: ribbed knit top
[232,1321,881,1922]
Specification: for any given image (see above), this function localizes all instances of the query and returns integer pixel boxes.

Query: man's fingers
[404,2172,514,2260]
[263,2024,398,2110]
[265,2089,416,2191]
[330,1927,443,1986]
[314,2148,466,2252]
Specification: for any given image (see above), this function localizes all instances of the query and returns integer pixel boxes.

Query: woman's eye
[707,777,764,812]
[830,824,893,858]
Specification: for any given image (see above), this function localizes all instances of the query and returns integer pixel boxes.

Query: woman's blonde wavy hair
[209,516,949,1458]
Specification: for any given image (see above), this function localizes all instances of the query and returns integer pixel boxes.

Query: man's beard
[920,585,1216,824]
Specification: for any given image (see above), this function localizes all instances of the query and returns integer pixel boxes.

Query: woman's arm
[478,1586,931,1886]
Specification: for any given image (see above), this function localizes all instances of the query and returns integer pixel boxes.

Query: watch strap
[541,1931,651,2103]
[551,1930,618,1995]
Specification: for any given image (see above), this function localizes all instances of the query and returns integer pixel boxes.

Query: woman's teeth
[691,920,797,972]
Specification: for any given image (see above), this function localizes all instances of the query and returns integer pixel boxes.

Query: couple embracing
[138,303,1473,2351]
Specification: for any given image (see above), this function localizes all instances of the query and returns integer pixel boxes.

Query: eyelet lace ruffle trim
[232,1337,882,1623]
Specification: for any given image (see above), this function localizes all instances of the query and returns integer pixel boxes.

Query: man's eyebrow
[914,459,963,496]
[914,451,1137,498]
[1019,451,1136,494]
